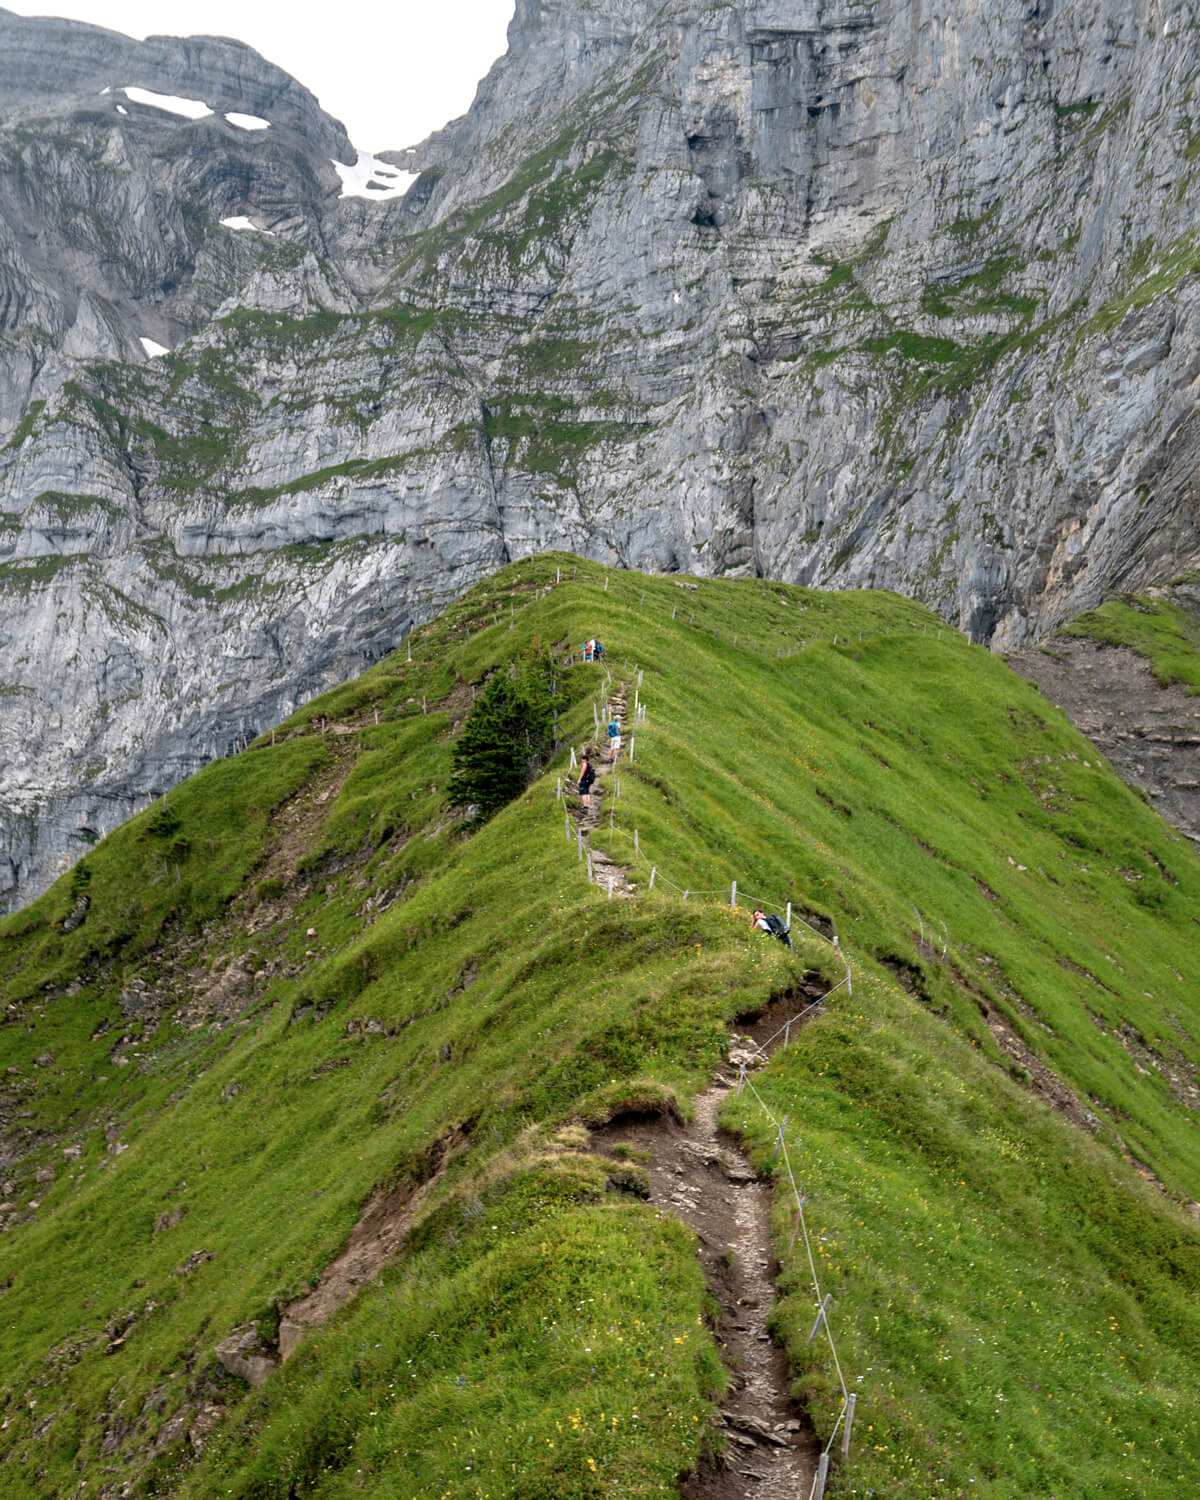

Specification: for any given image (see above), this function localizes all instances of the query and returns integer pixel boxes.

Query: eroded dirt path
[593,984,827,1498]
[577,679,636,895]
[278,1123,473,1359]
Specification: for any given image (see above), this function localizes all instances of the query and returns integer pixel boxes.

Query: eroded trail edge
[593,983,827,1498]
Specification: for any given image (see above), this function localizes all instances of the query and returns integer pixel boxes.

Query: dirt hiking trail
[570,678,828,1494]
[593,986,828,1496]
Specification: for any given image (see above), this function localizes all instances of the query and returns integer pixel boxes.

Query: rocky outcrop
[1008,581,1200,847]
[0,6,360,439]
[4,0,1200,909]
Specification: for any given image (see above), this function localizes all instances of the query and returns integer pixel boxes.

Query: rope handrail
[572,664,862,1492]
[741,1076,855,1495]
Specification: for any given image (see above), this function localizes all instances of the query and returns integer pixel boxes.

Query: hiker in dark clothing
[751,908,793,948]
[578,749,596,808]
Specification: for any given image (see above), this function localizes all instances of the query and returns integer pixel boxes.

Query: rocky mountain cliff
[3,0,1200,909]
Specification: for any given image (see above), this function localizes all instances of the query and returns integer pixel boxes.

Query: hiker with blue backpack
[751,908,792,948]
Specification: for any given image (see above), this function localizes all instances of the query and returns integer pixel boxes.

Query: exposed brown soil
[278,1123,473,1359]
[592,981,828,1498]
[980,1005,1100,1132]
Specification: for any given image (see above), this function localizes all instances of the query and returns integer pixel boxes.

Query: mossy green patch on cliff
[483,395,649,476]
[1082,230,1200,336]
[216,306,342,346]
[0,552,81,593]
[26,490,123,523]
[231,453,413,507]
[3,397,45,450]
[921,254,1040,320]
[947,201,1001,239]
[1054,98,1102,123]
[141,537,216,601]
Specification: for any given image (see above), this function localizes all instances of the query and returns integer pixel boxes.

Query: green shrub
[446,646,562,819]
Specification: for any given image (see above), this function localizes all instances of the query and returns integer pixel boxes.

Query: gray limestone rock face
[4,0,1200,910]
[0,7,358,438]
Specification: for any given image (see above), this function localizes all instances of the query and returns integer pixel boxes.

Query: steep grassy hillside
[1,555,1199,1499]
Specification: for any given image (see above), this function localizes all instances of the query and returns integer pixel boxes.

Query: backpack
[579,763,595,790]
[764,914,791,945]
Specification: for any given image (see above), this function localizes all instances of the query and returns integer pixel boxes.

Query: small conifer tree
[447,647,560,820]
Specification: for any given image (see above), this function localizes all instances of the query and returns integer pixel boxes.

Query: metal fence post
[731,880,737,910]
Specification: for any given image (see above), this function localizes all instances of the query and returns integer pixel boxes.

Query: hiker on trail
[751,908,793,949]
[594,640,605,659]
[583,638,595,661]
[606,717,621,763]
[578,749,596,808]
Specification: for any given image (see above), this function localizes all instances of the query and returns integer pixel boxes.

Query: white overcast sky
[4,1,515,153]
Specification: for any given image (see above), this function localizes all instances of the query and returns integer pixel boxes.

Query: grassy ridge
[1,553,1199,1498]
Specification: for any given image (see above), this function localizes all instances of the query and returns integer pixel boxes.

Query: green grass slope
[1,554,1199,1500]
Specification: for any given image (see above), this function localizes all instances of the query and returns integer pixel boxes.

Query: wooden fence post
[842,1393,857,1457]
[808,1293,832,1343]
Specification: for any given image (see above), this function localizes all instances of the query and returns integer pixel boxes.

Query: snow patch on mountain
[122,86,212,120]
[220,216,274,234]
[331,153,417,200]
